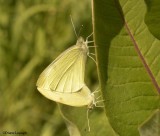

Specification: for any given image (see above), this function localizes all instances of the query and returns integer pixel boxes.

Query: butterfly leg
[88,55,97,64]
[94,99,105,107]
[95,105,104,108]
[92,86,101,94]
[89,53,96,56]
[96,95,102,100]
[95,100,105,103]
[86,32,93,41]
[87,41,94,44]
[87,108,91,131]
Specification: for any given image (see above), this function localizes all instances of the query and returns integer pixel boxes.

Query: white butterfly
[36,16,103,131]
[36,36,92,94]
[37,84,95,106]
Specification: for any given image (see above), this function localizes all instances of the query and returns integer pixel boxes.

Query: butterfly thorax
[76,37,88,53]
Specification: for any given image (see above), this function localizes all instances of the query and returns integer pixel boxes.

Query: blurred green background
[0,0,98,135]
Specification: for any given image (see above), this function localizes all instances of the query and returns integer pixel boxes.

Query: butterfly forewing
[62,51,86,92]
[36,44,87,93]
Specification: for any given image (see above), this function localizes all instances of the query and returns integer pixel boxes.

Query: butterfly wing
[37,85,93,106]
[36,45,87,93]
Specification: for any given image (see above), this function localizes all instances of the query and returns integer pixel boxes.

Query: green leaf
[138,109,160,136]
[145,0,160,39]
[92,0,160,136]
[60,104,117,136]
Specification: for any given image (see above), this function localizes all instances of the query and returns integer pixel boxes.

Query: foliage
[59,0,160,136]
[1,0,160,136]
[93,0,160,136]
[0,0,95,136]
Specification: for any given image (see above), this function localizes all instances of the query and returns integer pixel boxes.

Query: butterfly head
[76,37,88,51]
[77,36,84,43]
[87,93,96,109]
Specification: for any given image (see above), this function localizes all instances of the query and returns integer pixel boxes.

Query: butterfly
[37,33,95,92]
[36,16,102,131]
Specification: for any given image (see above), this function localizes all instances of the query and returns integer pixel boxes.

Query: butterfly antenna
[77,25,83,37]
[87,108,91,132]
[70,15,78,39]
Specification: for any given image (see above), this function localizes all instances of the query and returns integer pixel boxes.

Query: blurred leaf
[3,0,160,135]
[12,4,55,51]
[93,0,160,136]
[138,109,160,136]
[35,27,46,57]
[40,106,68,136]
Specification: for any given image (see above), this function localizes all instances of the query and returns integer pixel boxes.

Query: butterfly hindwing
[37,85,93,106]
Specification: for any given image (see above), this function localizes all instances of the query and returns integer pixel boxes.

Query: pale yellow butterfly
[36,33,96,105]
[36,15,95,93]
[37,83,103,131]
[36,35,93,94]
[37,84,95,107]
[36,16,100,131]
